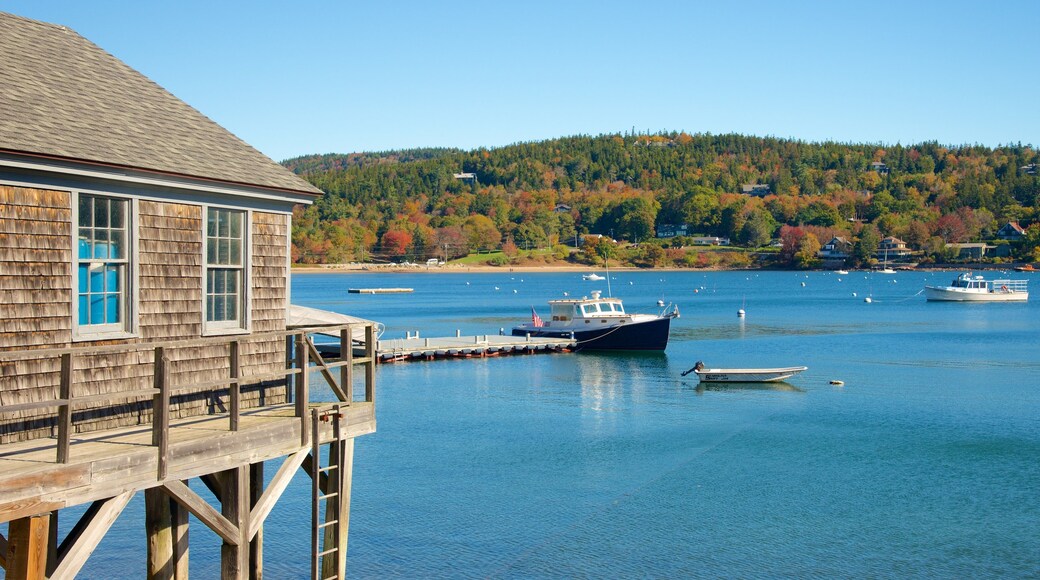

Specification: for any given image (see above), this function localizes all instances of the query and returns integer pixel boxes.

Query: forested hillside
[284,133,1040,266]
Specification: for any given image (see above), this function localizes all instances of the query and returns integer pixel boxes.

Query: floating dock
[374,334,575,362]
[348,287,414,294]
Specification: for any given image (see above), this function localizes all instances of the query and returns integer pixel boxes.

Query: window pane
[230,239,241,265]
[94,198,109,228]
[226,293,239,322]
[227,270,238,293]
[214,269,226,294]
[207,210,218,237]
[206,295,214,322]
[214,296,226,321]
[78,230,92,259]
[207,239,217,264]
[79,196,92,227]
[229,211,242,238]
[78,295,89,325]
[107,265,120,292]
[218,210,229,237]
[90,294,105,324]
[218,239,229,264]
[90,266,105,292]
[78,264,89,293]
[111,200,125,228]
[106,293,120,324]
[110,231,124,259]
[93,230,109,259]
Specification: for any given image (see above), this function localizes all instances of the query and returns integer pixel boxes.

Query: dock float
[375,334,576,362]
[349,287,414,294]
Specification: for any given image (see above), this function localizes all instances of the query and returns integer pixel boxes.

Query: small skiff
[682,362,808,383]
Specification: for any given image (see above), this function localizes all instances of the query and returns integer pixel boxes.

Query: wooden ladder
[310,405,347,580]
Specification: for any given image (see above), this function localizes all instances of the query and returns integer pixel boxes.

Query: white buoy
[864,296,872,303]
[852,292,857,297]
[737,309,746,318]
[837,278,842,282]
[801,282,806,287]
[513,289,518,294]
[694,289,699,293]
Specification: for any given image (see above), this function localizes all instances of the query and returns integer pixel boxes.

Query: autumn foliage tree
[380,229,412,256]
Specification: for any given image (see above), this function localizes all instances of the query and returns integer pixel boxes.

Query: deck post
[7,514,50,580]
[153,348,170,480]
[229,340,241,431]
[365,326,376,404]
[296,333,310,445]
[341,327,353,404]
[57,353,73,463]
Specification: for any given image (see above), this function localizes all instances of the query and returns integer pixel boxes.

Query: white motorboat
[924,273,1028,302]
[582,273,606,281]
[681,362,808,382]
[513,291,679,351]
[836,270,849,275]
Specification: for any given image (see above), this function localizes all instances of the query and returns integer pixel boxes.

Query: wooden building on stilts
[0,11,376,578]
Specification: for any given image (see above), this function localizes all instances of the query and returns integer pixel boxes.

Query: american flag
[531,306,544,327]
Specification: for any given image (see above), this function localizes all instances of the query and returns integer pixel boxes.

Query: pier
[375,333,576,362]
[347,288,414,294]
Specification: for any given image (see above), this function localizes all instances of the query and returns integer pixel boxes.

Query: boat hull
[512,315,673,351]
[924,287,1028,302]
[694,367,808,383]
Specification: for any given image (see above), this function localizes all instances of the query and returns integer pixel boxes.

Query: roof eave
[0,149,321,205]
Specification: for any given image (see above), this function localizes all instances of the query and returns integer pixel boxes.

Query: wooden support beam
[162,481,239,547]
[249,463,263,579]
[247,449,308,540]
[172,493,189,579]
[144,486,189,580]
[7,514,49,580]
[0,530,8,570]
[201,473,223,501]
[50,492,132,579]
[220,467,249,579]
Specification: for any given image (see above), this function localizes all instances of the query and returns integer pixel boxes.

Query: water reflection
[693,381,805,394]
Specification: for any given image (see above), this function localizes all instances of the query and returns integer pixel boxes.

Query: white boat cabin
[550,291,626,323]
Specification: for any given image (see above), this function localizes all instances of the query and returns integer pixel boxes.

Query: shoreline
[290,263,1026,274]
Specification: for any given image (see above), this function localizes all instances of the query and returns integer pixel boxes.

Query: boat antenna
[605,258,612,297]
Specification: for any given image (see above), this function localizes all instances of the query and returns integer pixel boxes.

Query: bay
[54,269,1040,578]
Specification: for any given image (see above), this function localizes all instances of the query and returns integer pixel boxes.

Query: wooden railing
[0,323,377,476]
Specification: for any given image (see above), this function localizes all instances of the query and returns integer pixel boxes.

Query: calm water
[34,270,1040,578]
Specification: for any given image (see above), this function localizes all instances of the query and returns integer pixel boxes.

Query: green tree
[852,224,881,266]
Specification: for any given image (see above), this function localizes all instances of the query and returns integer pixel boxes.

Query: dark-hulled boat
[512,291,678,351]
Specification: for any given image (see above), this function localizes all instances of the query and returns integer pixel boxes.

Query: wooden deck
[0,402,374,524]
[0,323,377,578]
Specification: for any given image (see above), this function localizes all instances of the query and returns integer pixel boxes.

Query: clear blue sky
[4,0,1038,161]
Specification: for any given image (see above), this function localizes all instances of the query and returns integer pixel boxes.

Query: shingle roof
[0,12,321,196]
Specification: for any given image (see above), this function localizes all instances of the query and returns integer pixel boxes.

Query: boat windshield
[580,301,624,316]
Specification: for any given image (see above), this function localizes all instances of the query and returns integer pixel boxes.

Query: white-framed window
[204,207,249,333]
[73,193,134,339]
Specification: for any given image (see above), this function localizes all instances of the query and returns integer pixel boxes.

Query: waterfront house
[691,236,729,246]
[945,243,995,260]
[819,236,852,259]
[996,221,1026,241]
[869,161,890,174]
[876,236,912,259]
[0,11,374,578]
